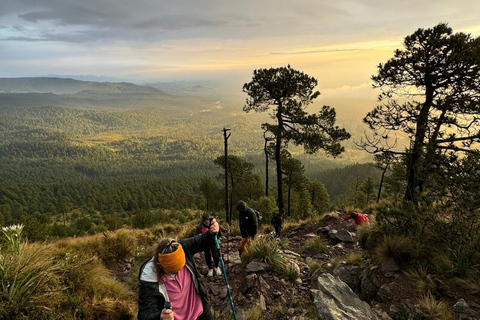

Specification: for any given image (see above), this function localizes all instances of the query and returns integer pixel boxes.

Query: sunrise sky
[1,0,480,98]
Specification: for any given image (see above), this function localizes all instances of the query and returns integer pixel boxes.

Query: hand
[160,308,174,320]
[209,218,219,234]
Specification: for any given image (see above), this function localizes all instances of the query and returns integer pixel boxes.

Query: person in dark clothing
[196,213,222,277]
[270,209,284,238]
[137,218,220,320]
[235,200,258,254]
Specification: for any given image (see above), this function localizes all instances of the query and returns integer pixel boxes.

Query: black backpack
[254,209,262,226]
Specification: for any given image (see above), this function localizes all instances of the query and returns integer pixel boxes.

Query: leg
[212,247,220,268]
[204,248,213,270]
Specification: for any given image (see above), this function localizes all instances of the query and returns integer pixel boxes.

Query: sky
[1,0,480,98]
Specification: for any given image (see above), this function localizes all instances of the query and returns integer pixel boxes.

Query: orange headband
[158,243,186,274]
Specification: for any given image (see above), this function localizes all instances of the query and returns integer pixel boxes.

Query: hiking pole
[210,218,237,320]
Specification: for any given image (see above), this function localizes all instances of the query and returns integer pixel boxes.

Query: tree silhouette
[243,65,350,210]
[360,23,480,203]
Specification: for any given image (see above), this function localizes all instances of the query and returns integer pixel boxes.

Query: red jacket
[343,213,369,225]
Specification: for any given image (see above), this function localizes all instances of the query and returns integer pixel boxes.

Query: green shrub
[241,236,285,273]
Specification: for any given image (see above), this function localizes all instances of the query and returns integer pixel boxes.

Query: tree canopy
[360,23,480,202]
[243,65,350,210]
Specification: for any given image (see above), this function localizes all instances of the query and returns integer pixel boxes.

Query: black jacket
[239,208,258,238]
[137,232,215,320]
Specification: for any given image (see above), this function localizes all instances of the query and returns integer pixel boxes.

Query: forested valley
[0,79,379,240]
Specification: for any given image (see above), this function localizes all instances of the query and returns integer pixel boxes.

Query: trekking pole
[210,218,237,320]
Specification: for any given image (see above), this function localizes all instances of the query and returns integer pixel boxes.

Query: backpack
[254,209,262,226]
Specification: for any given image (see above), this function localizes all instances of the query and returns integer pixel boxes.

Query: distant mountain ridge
[0,77,161,95]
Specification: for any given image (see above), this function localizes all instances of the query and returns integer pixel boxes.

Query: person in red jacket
[343,211,369,226]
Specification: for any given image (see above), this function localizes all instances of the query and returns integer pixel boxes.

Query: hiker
[343,211,369,226]
[270,209,284,238]
[196,213,222,277]
[137,218,220,320]
[235,200,258,254]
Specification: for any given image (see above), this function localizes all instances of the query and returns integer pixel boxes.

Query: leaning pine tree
[243,65,350,211]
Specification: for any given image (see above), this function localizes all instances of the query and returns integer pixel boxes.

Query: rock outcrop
[315,273,381,320]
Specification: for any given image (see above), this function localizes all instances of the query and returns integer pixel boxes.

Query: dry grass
[246,305,264,320]
[346,252,363,265]
[308,261,323,273]
[404,266,436,295]
[417,293,453,320]
[375,235,413,266]
[0,225,136,319]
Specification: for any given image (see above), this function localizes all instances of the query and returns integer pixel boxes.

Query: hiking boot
[214,267,222,276]
[207,269,214,277]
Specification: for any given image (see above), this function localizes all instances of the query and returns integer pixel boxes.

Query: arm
[180,219,219,254]
[343,215,351,221]
[137,280,163,320]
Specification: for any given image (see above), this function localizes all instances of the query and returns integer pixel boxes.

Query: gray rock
[333,265,361,290]
[284,250,301,258]
[377,283,395,302]
[258,275,271,292]
[372,307,393,320]
[360,266,381,301]
[246,260,267,273]
[305,233,318,238]
[317,226,331,234]
[335,229,355,242]
[259,294,266,311]
[302,245,327,256]
[315,273,381,319]
[328,229,338,239]
[287,308,296,316]
[241,274,258,293]
[454,298,470,319]
[380,259,399,277]
[321,213,335,222]
[305,257,313,264]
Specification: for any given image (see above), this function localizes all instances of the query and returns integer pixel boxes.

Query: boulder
[335,229,355,243]
[246,260,267,273]
[321,213,335,222]
[454,299,470,320]
[333,265,361,290]
[315,273,381,320]
[360,266,381,301]
[328,229,338,239]
[380,259,399,277]
[241,274,258,293]
[317,226,331,234]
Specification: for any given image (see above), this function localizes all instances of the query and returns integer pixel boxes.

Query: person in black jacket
[271,209,284,238]
[195,213,222,277]
[137,218,219,320]
[235,200,258,254]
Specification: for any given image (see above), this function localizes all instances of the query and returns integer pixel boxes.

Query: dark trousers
[274,224,282,238]
[204,246,220,269]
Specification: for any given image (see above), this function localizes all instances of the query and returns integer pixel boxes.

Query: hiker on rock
[343,211,369,226]
[137,218,220,320]
[270,209,284,238]
[196,213,223,277]
[236,200,258,254]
